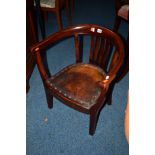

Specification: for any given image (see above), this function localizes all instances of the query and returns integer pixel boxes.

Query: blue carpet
[27,0,129,154]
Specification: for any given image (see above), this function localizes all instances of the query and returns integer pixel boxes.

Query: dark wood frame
[26,0,38,92]
[31,24,124,135]
[39,0,73,31]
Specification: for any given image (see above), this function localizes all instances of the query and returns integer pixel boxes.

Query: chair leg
[106,96,112,105]
[71,0,75,17]
[45,89,53,109]
[43,12,48,22]
[113,16,121,32]
[89,111,99,135]
[116,59,129,82]
[26,81,30,93]
[106,83,115,105]
[65,0,72,26]
[116,34,129,82]
[55,10,63,31]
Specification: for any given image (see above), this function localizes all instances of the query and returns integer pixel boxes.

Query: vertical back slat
[108,49,120,73]
[101,39,111,70]
[89,35,95,63]
[74,33,81,63]
[93,36,101,64]
[98,37,106,66]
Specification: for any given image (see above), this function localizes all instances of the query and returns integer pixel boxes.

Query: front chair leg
[45,89,53,109]
[89,111,99,135]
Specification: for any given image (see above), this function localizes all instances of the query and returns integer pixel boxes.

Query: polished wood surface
[26,0,38,92]
[31,24,124,135]
[36,0,74,32]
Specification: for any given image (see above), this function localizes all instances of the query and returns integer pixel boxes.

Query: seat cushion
[40,0,55,8]
[46,63,106,109]
[118,5,129,20]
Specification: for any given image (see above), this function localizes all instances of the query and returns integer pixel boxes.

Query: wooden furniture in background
[26,0,38,92]
[31,24,124,135]
[113,0,129,32]
[35,0,74,31]
[113,0,129,82]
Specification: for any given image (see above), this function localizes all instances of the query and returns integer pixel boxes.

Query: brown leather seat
[47,63,106,109]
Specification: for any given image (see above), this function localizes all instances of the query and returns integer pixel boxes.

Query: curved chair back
[31,24,124,81]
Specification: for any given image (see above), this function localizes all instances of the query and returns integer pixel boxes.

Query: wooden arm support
[98,74,116,90]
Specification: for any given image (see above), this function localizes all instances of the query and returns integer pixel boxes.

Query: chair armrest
[98,74,116,90]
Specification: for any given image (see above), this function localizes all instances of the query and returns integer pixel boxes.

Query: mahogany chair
[31,24,124,135]
[113,0,129,81]
[35,0,73,31]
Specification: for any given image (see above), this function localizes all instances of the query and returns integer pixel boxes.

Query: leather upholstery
[47,63,106,109]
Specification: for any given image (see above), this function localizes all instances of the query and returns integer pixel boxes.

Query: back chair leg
[113,16,121,32]
[116,58,129,82]
[71,0,75,18]
[26,81,30,93]
[106,84,115,105]
[116,34,129,82]
[43,12,48,22]
[56,10,63,31]
[65,0,73,26]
